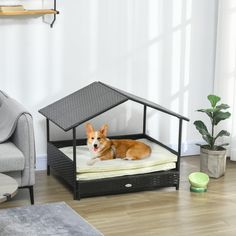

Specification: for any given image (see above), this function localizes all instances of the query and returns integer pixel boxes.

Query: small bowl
[188,172,209,188]
[190,186,207,193]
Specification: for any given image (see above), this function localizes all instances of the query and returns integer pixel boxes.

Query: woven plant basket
[200,147,227,178]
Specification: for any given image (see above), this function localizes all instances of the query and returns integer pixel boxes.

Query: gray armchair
[0,91,35,204]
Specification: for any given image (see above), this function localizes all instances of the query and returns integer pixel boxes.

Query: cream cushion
[59,139,177,180]
[77,162,176,180]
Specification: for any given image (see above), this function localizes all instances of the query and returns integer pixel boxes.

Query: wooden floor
[1,156,236,236]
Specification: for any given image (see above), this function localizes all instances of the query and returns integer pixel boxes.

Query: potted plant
[194,95,231,178]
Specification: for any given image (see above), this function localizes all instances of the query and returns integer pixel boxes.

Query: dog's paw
[87,159,96,165]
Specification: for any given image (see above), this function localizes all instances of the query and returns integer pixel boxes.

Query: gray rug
[0,202,103,236]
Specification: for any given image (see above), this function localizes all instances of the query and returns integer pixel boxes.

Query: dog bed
[39,82,189,199]
[59,139,177,180]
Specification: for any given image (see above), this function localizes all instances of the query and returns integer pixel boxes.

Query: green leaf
[194,120,213,146]
[197,109,213,119]
[216,103,230,110]
[208,95,221,108]
[215,130,230,140]
[197,108,217,113]
[213,111,231,125]
[194,121,209,135]
[214,130,230,145]
[200,144,211,150]
[218,143,229,147]
[198,104,230,115]
[195,143,212,149]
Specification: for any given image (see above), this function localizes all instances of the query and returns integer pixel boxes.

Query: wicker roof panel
[39,82,128,131]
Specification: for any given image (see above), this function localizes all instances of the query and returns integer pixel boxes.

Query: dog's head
[85,123,109,156]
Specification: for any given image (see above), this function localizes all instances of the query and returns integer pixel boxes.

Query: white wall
[214,0,236,160]
[0,0,217,167]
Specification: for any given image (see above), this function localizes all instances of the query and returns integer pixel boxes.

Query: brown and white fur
[85,123,151,165]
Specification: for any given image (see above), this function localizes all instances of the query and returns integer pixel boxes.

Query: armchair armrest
[11,113,36,187]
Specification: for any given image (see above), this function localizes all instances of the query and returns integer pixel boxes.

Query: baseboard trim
[179,143,200,156]
[36,154,47,171]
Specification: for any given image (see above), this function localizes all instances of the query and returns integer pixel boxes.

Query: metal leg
[47,165,51,176]
[176,181,180,190]
[74,188,80,200]
[19,186,34,204]
[3,193,11,201]
[143,105,147,135]
[46,119,51,176]
[29,186,34,205]
[73,128,78,200]
[176,119,183,190]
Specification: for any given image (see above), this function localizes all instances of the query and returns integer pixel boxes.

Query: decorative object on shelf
[0,5,25,12]
[0,0,59,28]
[194,95,231,178]
[188,172,209,193]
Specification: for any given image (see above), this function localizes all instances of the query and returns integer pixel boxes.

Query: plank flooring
[1,156,236,236]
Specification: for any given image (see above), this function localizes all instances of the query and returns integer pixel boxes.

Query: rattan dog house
[39,82,189,200]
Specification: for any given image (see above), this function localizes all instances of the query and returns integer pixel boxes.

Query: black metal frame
[46,105,188,200]
[40,82,189,200]
[50,0,59,28]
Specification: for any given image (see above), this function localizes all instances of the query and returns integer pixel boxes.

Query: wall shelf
[0,0,59,27]
[0,9,58,16]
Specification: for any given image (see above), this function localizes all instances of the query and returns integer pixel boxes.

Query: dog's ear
[85,123,94,136]
[100,124,108,136]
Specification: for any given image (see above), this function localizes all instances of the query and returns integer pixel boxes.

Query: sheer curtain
[214,0,236,160]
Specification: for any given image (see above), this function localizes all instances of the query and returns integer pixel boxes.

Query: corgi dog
[85,123,151,165]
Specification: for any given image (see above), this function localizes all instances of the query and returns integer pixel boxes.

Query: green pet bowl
[190,186,207,193]
[188,172,209,188]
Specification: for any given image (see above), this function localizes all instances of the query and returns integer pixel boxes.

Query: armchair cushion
[0,142,25,172]
[0,91,30,143]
